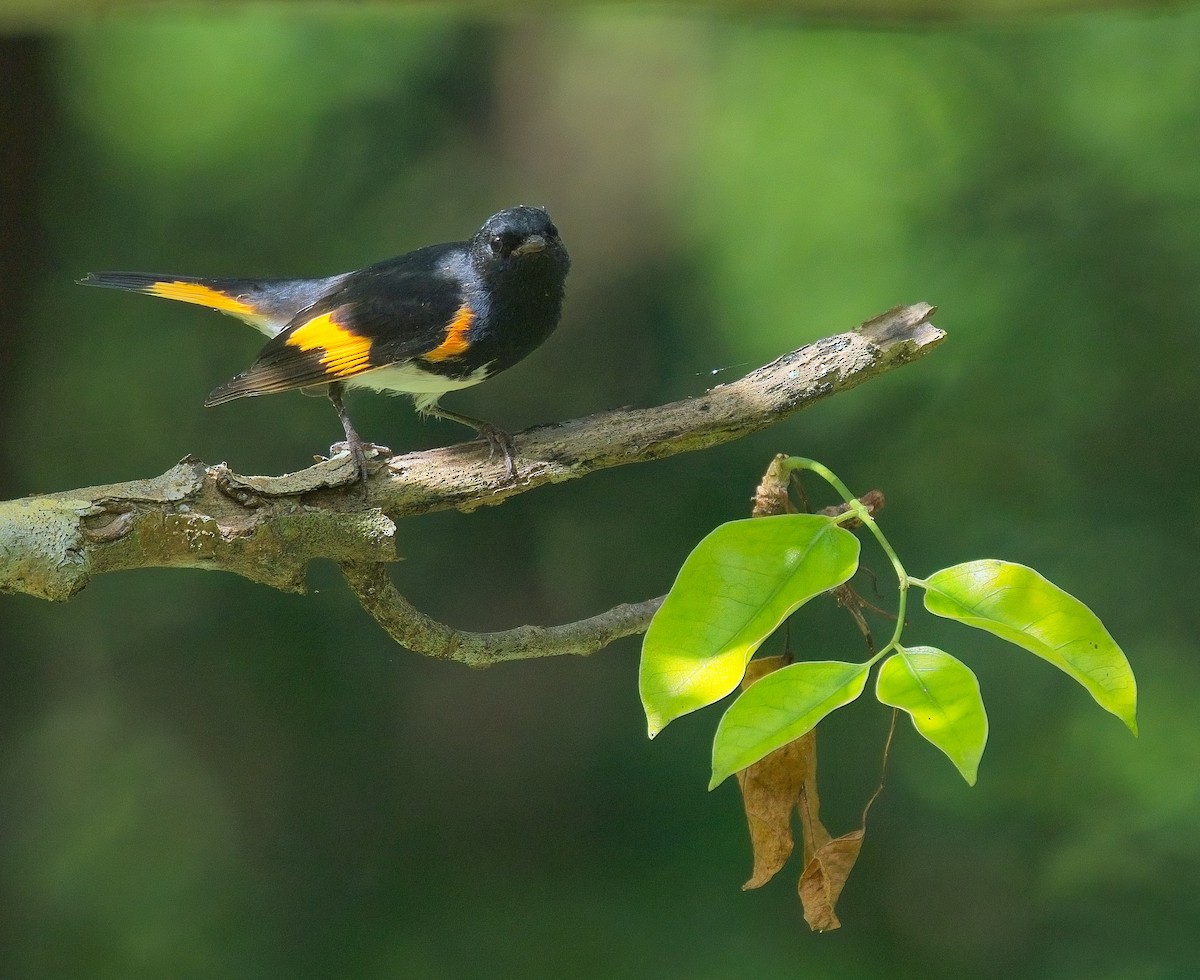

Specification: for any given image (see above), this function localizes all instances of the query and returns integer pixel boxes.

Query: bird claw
[327,440,392,495]
[475,424,517,481]
[329,441,393,459]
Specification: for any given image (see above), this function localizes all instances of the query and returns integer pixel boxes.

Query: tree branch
[340,561,665,667]
[0,303,942,604]
[352,302,943,517]
[340,465,888,667]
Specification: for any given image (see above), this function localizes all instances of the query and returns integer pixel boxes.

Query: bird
[81,205,570,485]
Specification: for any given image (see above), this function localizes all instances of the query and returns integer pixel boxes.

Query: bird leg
[426,404,518,480]
[326,382,373,490]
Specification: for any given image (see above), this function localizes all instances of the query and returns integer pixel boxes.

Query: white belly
[346,361,492,413]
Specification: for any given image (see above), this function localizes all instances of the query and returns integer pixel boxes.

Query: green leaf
[921,560,1137,735]
[710,660,870,789]
[640,515,860,737]
[875,646,988,785]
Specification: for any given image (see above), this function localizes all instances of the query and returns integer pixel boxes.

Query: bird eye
[489,233,505,254]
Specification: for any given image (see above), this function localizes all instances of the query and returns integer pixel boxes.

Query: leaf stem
[785,457,909,659]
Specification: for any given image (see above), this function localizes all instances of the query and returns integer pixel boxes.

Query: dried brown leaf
[742,655,786,688]
[796,779,831,863]
[798,829,865,932]
[793,712,896,932]
[736,657,827,889]
[737,733,811,889]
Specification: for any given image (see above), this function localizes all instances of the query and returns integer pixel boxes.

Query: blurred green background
[2,5,1198,977]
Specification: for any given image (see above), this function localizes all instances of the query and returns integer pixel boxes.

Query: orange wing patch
[285,311,373,378]
[423,304,474,362]
[146,280,257,317]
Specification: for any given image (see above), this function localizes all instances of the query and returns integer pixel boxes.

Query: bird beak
[512,235,547,256]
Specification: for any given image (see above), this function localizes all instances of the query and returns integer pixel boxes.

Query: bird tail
[79,271,270,321]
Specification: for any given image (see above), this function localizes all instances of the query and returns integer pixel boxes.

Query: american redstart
[82,205,570,483]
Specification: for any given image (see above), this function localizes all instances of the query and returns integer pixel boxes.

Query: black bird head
[470,206,570,283]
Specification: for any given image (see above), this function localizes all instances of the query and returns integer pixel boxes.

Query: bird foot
[324,440,392,494]
[475,424,517,481]
[329,440,393,459]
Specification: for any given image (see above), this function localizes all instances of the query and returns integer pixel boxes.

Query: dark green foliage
[2,9,1197,977]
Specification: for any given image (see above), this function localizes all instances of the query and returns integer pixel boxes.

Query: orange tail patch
[145,280,258,317]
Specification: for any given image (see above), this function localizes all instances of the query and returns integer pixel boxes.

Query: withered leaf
[794,708,892,932]
[798,829,865,932]
[736,657,827,889]
[737,732,812,889]
[796,779,831,864]
[742,655,787,689]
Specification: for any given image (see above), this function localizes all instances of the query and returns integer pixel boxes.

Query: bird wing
[204,262,472,405]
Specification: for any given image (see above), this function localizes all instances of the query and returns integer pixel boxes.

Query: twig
[340,561,663,667]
